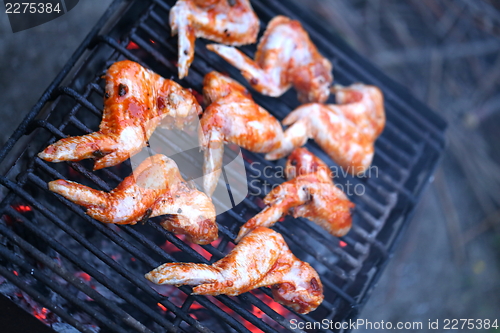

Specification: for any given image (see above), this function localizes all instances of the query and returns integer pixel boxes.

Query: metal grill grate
[0,0,446,332]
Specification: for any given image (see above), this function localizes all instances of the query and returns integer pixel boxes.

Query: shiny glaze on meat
[207,15,332,103]
[266,83,385,175]
[39,60,202,170]
[146,227,323,314]
[48,154,217,244]
[236,148,354,242]
[170,0,259,78]
[199,71,284,195]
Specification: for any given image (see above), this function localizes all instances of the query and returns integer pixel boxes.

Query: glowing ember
[254,291,290,317]
[187,242,211,260]
[75,272,91,282]
[33,307,49,321]
[339,241,347,247]
[160,240,181,253]
[150,39,156,44]
[126,41,139,50]
[12,204,32,213]
[13,270,18,276]
[188,88,203,105]
[190,302,204,310]
[130,257,136,262]
[157,303,167,312]
[210,237,223,248]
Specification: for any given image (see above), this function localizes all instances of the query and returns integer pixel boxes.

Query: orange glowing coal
[75,271,91,282]
[210,237,223,248]
[33,307,49,321]
[160,240,182,253]
[187,243,211,260]
[157,303,167,312]
[190,302,204,310]
[253,291,291,317]
[126,41,139,50]
[12,204,31,213]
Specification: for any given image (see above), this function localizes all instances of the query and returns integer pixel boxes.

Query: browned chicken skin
[39,60,202,170]
[146,227,324,314]
[207,15,333,103]
[48,154,218,244]
[170,0,259,78]
[236,148,354,242]
[266,84,385,175]
[199,71,284,195]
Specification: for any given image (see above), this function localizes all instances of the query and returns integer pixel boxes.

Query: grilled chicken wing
[266,83,385,175]
[48,154,217,244]
[200,71,284,195]
[236,148,353,242]
[39,60,202,170]
[146,227,323,314]
[170,0,259,78]
[207,15,332,103]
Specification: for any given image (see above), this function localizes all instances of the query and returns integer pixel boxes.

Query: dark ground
[1,0,499,332]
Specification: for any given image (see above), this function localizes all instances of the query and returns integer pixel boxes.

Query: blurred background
[1,0,499,331]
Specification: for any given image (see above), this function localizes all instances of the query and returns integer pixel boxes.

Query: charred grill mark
[105,92,110,98]
[140,208,153,225]
[250,77,259,85]
[92,150,108,159]
[310,277,320,292]
[157,96,165,109]
[227,0,236,6]
[177,208,182,214]
[118,83,128,97]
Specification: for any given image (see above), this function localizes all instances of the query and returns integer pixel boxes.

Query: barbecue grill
[0,0,447,332]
